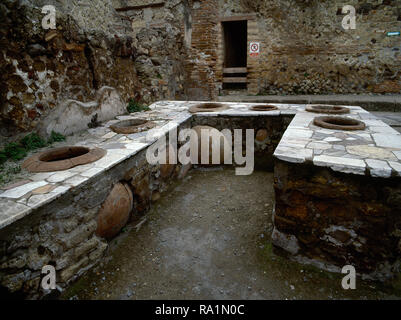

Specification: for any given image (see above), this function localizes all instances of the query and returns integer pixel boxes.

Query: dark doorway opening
[223,20,247,68]
[222,20,247,90]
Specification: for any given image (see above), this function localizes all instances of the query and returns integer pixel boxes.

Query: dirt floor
[61,168,401,300]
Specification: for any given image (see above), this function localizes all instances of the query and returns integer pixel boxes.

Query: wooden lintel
[115,1,164,12]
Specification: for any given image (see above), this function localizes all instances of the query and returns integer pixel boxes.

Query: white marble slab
[1,100,401,231]
[0,181,48,199]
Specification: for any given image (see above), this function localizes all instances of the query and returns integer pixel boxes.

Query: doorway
[222,20,248,90]
[223,20,247,68]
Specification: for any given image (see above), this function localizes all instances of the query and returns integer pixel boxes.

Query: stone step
[222,77,247,83]
[223,67,247,74]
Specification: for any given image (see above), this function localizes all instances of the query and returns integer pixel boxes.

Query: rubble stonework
[1,0,401,299]
[192,114,292,170]
[0,106,192,299]
[223,0,401,96]
[2,0,401,140]
[0,0,188,140]
[273,160,401,280]
[1,101,401,298]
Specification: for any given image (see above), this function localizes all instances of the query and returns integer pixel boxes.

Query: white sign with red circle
[250,42,260,57]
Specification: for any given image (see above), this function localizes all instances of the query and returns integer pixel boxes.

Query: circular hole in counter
[188,103,230,113]
[109,119,156,134]
[306,105,350,114]
[39,146,90,162]
[313,116,366,131]
[22,146,106,172]
[249,105,278,111]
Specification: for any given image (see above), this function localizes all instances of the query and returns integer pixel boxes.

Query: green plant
[127,98,150,113]
[48,131,66,144]
[0,151,7,164]
[9,164,21,175]
[0,131,65,165]
[3,142,27,161]
[20,133,46,150]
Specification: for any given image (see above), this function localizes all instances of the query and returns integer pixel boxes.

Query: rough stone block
[89,242,108,262]
[59,256,89,283]
[74,237,101,259]
[56,220,97,250]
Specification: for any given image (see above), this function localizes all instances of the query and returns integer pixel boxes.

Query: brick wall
[186,0,401,98]
[184,0,219,100]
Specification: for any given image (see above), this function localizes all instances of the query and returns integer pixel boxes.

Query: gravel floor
[62,168,401,300]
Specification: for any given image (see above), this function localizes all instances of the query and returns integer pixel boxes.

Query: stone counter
[271,105,401,281]
[274,106,401,177]
[0,101,193,298]
[0,100,300,231]
[273,160,401,281]
[1,100,401,297]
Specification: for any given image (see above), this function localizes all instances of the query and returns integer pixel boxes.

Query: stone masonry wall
[183,0,220,100]
[0,0,138,141]
[2,0,401,140]
[115,0,189,103]
[241,0,401,95]
[187,0,401,97]
[192,115,293,170]
[273,160,401,280]
[0,119,191,299]
[0,0,189,143]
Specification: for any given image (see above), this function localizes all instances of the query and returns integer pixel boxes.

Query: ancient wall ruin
[187,0,401,97]
[0,112,192,299]
[1,0,132,138]
[1,0,401,142]
[273,160,401,280]
[0,0,189,142]
[239,0,401,95]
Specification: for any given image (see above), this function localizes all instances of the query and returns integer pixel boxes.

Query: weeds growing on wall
[0,131,66,165]
[20,132,47,151]
[48,131,66,144]
[127,98,150,113]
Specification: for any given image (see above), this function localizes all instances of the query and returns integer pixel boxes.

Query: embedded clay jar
[188,103,230,113]
[160,145,177,179]
[109,119,156,134]
[22,146,106,173]
[313,116,366,131]
[96,182,133,239]
[249,105,278,112]
[306,104,350,114]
